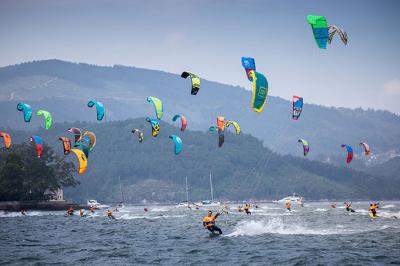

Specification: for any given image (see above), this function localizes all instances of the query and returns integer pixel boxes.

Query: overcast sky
[1,0,399,113]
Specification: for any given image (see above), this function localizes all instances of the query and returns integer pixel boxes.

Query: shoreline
[0,201,88,211]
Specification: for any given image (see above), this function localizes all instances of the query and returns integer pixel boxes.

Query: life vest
[203,216,216,227]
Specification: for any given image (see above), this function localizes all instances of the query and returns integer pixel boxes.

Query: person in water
[79,209,86,217]
[244,204,251,215]
[344,202,355,212]
[369,203,378,217]
[20,209,26,216]
[106,210,115,219]
[89,207,95,213]
[67,207,74,216]
[285,200,291,211]
[203,210,222,235]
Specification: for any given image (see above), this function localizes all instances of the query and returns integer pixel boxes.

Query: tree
[0,143,77,201]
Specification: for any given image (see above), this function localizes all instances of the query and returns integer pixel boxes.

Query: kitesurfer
[285,201,292,211]
[368,203,378,217]
[79,209,86,217]
[244,204,251,215]
[67,207,74,216]
[106,210,115,219]
[344,202,355,212]
[203,210,222,235]
[89,207,95,213]
[331,203,337,208]
[144,208,148,212]
[20,209,26,216]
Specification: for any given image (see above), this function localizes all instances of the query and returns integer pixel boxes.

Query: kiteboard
[207,232,221,238]
[369,213,378,218]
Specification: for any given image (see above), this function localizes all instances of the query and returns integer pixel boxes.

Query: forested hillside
[3,118,398,203]
[0,60,399,165]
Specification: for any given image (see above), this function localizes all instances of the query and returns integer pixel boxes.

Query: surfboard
[369,213,378,218]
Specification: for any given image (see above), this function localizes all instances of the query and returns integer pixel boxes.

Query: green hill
[0,60,399,166]
[3,118,398,203]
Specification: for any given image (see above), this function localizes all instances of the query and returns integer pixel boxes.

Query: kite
[169,134,183,155]
[172,114,187,131]
[292,96,304,120]
[241,57,256,81]
[17,102,32,123]
[147,96,164,120]
[341,144,353,164]
[132,129,144,143]
[146,117,160,137]
[0,132,11,149]
[58,137,72,155]
[36,110,53,130]
[87,100,105,121]
[67,127,82,143]
[307,15,347,49]
[249,71,268,113]
[30,135,43,158]
[181,71,200,95]
[359,142,371,156]
[226,121,241,135]
[298,138,309,156]
[70,149,88,175]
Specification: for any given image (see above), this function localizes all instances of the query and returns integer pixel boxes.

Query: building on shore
[43,188,64,201]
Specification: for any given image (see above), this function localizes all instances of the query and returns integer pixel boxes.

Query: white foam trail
[381,204,395,209]
[314,208,327,212]
[226,218,368,237]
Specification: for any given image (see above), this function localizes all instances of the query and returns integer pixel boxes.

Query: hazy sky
[1,0,400,113]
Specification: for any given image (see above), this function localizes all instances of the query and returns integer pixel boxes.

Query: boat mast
[185,176,189,206]
[210,172,214,202]
[118,176,125,203]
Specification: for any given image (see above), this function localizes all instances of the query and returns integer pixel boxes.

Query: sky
[1,0,400,113]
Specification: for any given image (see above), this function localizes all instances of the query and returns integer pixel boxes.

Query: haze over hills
[0,60,399,167]
[4,118,399,203]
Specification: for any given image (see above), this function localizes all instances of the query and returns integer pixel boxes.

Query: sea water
[1,201,399,265]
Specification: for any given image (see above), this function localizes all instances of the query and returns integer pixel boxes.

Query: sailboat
[177,176,190,208]
[195,172,221,207]
[117,176,125,208]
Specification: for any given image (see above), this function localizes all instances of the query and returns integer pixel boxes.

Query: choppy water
[1,202,400,265]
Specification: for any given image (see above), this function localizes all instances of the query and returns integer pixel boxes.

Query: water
[1,202,400,265]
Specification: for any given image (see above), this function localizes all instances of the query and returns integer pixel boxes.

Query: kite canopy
[241,57,256,81]
[306,15,329,49]
[181,71,200,95]
[87,100,105,121]
[132,129,144,143]
[70,149,88,175]
[17,102,32,123]
[147,96,164,120]
[292,96,304,120]
[58,137,71,155]
[172,115,187,131]
[359,142,370,156]
[226,121,241,135]
[67,127,82,143]
[341,144,353,164]
[30,135,43,158]
[218,129,224,148]
[0,132,11,149]
[328,25,348,45]
[249,71,269,113]
[298,138,309,156]
[169,134,183,155]
[36,110,53,130]
[217,116,225,131]
[146,117,160,137]
[82,131,96,152]
[73,135,90,158]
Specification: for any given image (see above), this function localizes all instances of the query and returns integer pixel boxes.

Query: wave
[381,204,395,209]
[226,218,369,237]
[313,208,327,212]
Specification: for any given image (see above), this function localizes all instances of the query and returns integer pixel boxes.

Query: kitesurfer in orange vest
[202,210,222,235]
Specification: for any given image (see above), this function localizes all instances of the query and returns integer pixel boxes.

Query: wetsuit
[203,213,222,235]
[244,205,251,215]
